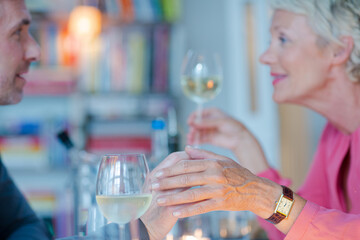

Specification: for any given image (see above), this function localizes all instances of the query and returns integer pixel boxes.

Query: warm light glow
[180,229,210,240]
[181,236,198,240]
[194,229,203,238]
[181,236,210,240]
[166,234,174,240]
[207,80,214,89]
[68,6,102,40]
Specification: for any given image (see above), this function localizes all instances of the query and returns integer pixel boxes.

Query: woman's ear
[332,36,354,65]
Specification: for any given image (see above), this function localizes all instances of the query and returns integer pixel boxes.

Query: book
[86,136,152,155]
[161,0,181,22]
[133,0,154,22]
[119,0,135,22]
[0,135,48,169]
[152,25,169,92]
[24,68,77,96]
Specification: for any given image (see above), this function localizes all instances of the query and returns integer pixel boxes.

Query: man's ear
[332,36,354,65]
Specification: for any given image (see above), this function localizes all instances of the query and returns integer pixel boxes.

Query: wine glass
[95,153,151,239]
[181,50,223,146]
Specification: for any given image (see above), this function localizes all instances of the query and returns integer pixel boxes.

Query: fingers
[187,127,216,145]
[152,151,190,174]
[153,172,207,190]
[152,158,228,192]
[157,159,208,178]
[156,185,225,206]
[172,199,221,218]
[189,118,223,129]
[152,159,209,190]
[185,146,226,160]
[187,108,223,124]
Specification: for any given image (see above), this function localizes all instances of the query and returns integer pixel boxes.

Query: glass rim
[102,153,146,157]
[96,192,152,197]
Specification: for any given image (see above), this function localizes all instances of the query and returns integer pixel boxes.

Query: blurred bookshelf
[0,0,182,238]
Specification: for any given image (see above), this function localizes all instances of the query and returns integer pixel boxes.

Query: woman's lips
[271,73,287,86]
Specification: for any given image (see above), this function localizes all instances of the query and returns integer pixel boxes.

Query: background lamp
[68,5,102,40]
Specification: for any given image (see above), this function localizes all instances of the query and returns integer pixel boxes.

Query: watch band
[282,185,293,200]
[267,210,286,224]
[266,185,294,224]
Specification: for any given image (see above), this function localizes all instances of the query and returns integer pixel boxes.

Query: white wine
[181,76,222,103]
[96,194,152,225]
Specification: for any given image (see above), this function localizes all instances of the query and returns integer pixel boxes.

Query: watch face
[276,196,294,216]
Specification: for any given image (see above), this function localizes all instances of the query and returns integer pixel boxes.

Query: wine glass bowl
[181,50,223,146]
[181,50,223,104]
[95,153,151,226]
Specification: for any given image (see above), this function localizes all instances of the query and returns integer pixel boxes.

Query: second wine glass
[95,153,151,239]
[181,50,223,146]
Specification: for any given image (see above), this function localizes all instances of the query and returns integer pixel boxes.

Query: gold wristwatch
[266,185,294,224]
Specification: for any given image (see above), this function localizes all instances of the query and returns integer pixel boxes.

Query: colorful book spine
[150,0,163,21]
[119,0,135,22]
[152,25,169,92]
[161,0,181,22]
[86,136,152,155]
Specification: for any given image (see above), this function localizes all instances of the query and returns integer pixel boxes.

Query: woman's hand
[140,152,190,240]
[188,108,244,150]
[151,147,306,235]
[151,147,281,220]
[187,108,269,174]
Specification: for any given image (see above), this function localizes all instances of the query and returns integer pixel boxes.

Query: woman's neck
[297,73,360,135]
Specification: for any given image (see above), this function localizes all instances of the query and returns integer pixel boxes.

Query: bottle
[167,107,180,153]
[149,118,169,171]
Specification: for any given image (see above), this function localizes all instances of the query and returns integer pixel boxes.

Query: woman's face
[260,10,333,104]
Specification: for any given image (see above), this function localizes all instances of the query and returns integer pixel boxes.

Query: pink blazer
[258,122,360,239]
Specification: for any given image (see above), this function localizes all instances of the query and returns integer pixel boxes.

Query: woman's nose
[259,47,276,65]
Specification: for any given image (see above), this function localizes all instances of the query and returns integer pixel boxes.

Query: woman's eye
[279,35,288,44]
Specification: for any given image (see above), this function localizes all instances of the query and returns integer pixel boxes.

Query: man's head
[0,0,40,105]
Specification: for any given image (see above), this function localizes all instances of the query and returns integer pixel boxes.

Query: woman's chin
[272,92,287,104]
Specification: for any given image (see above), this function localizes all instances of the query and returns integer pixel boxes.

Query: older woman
[149,0,360,239]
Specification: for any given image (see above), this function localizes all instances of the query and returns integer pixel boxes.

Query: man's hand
[140,152,190,240]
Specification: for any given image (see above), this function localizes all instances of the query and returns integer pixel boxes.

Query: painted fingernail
[173,211,181,217]
[185,145,194,149]
[157,198,166,204]
[151,183,160,190]
[155,171,163,178]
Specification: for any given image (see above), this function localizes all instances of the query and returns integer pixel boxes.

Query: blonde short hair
[270,0,360,82]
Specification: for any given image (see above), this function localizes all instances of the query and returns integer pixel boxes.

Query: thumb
[185,146,224,160]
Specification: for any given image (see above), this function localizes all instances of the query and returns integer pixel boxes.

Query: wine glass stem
[119,224,126,240]
[194,102,203,147]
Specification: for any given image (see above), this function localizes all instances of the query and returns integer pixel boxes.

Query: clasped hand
[151,146,265,219]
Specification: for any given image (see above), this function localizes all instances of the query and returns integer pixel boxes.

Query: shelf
[9,168,70,192]
[83,93,175,120]
[27,0,180,24]
[23,68,77,96]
